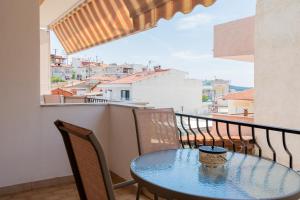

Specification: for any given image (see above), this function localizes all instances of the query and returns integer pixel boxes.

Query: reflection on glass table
[131,149,300,200]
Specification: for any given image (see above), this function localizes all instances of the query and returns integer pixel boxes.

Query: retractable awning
[50,0,216,54]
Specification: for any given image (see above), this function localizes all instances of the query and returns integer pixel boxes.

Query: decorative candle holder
[199,146,227,168]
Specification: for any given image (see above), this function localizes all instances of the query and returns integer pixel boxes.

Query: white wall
[39,105,109,183]
[0,0,41,187]
[0,0,111,187]
[102,85,132,101]
[255,0,300,170]
[71,57,81,68]
[108,105,139,179]
[228,100,254,115]
[132,70,203,114]
[40,30,51,94]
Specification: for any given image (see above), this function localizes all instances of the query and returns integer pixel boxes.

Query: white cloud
[176,13,214,30]
[171,50,212,60]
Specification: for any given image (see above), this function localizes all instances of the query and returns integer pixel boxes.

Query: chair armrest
[113,179,136,190]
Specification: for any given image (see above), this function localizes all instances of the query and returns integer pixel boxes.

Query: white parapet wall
[108,104,141,179]
[0,103,110,188]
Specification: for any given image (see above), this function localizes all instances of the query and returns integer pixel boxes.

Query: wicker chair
[54,120,135,200]
[133,108,180,200]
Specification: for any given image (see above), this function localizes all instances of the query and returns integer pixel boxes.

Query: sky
[50,0,256,87]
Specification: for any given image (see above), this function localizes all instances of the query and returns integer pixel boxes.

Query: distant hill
[230,85,252,92]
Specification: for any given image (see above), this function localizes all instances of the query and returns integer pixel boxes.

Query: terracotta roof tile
[87,75,117,82]
[51,88,73,96]
[223,88,254,101]
[104,69,170,84]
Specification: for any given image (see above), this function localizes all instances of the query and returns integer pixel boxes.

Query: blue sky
[50,0,256,87]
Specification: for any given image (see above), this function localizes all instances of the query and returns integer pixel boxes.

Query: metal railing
[86,97,108,103]
[175,113,300,169]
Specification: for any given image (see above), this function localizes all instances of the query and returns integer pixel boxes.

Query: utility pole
[88,57,92,92]
[147,60,152,70]
[53,48,58,55]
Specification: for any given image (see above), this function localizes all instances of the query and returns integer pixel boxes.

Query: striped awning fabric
[124,0,216,30]
[50,0,216,54]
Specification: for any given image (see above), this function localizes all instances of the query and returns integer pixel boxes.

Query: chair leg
[136,184,141,200]
[154,194,158,200]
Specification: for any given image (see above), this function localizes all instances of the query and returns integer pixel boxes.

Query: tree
[51,76,65,83]
[71,70,76,80]
[202,95,209,102]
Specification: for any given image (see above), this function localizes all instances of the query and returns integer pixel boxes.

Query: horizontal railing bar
[175,113,300,135]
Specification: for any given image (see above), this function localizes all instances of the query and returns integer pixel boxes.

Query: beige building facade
[214,0,300,168]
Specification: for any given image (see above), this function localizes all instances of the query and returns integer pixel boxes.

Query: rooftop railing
[86,97,108,103]
[42,94,108,104]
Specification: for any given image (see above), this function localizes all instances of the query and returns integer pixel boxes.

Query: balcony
[2,0,300,199]
[1,171,147,200]
[0,102,299,199]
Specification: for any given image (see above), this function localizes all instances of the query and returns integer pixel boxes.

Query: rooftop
[103,69,170,84]
[87,75,118,82]
[51,88,73,96]
[223,88,254,101]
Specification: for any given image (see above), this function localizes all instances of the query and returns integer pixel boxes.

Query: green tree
[202,95,209,102]
[51,76,65,83]
[72,70,76,80]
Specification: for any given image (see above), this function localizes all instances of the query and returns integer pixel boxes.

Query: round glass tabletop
[130,149,300,200]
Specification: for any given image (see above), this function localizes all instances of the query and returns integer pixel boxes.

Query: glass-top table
[130,149,300,200]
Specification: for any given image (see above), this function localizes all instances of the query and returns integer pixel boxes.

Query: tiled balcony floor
[0,174,149,200]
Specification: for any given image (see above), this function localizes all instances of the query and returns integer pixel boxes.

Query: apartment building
[223,88,254,115]
[98,68,203,114]
[50,54,72,81]
[71,59,106,80]
[103,63,145,77]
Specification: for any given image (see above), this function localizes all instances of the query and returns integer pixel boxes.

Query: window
[121,90,130,101]
[77,74,82,80]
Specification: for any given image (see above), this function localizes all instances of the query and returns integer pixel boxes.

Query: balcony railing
[175,113,300,169]
[42,94,108,104]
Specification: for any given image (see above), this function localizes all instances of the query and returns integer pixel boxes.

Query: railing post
[251,127,262,157]
[266,129,276,162]
[226,122,236,152]
[205,119,215,146]
[282,131,293,168]
[238,125,247,154]
[215,121,225,148]
[179,115,191,148]
[196,118,206,146]
[187,116,198,148]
